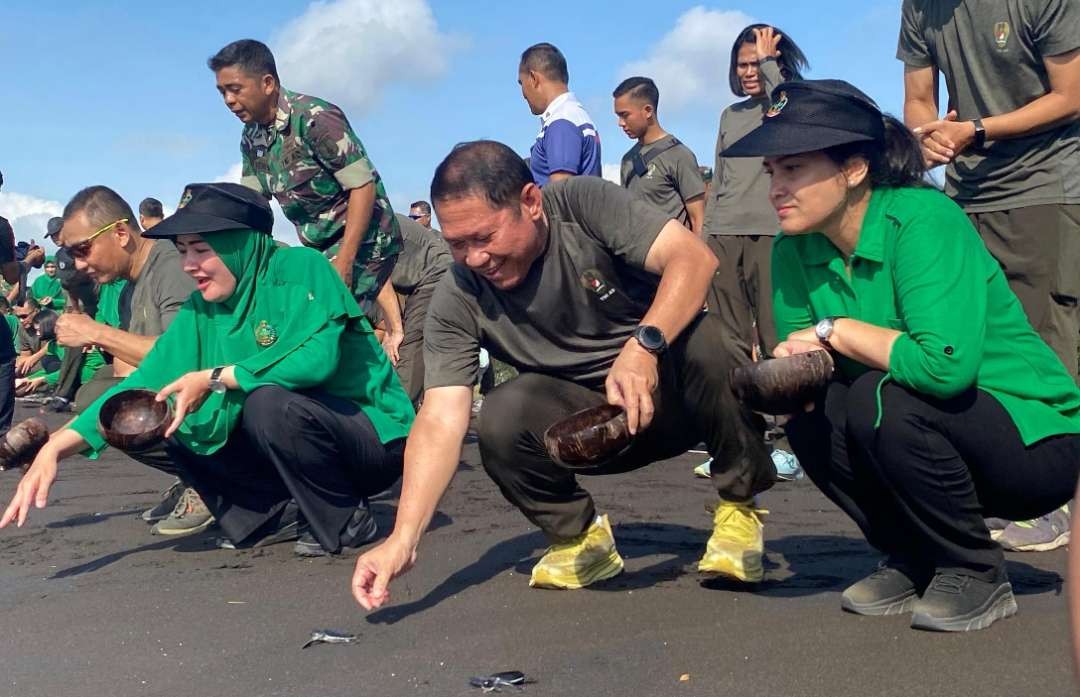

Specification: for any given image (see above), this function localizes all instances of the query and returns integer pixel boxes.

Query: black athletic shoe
[910,569,1017,632]
[40,396,71,414]
[841,561,928,616]
[218,502,300,550]
[293,501,379,557]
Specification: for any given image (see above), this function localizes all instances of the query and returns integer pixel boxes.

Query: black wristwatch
[971,118,986,148]
[632,325,668,356]
[208,366,227,395]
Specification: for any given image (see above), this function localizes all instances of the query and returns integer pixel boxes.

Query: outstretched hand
[352,536,417,610]
[0,446,59,528]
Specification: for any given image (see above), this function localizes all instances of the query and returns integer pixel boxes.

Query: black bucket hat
[723,79,885,158]
[143,182,273,239]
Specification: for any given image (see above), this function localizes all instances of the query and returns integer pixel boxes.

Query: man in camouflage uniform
[208,39,405,359]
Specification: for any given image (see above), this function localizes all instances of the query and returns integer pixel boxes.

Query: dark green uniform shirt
[772,186,1080,445]
[619,135,706,226]
[423,177,670,389]
[896,0,1080,211]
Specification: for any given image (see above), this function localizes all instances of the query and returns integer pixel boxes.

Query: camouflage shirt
[240,88,400,261]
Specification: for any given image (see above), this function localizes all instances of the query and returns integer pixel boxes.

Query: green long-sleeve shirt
[772,185,1080,446]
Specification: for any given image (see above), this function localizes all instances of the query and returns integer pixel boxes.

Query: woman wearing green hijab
[1,183,415,557]
[29,256,65,311]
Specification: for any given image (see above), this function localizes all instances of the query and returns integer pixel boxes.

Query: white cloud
[617,6,754,114]
[215,163,243,184]
[0,192,63,247]
[273,0,461,113]
[602,163,622,185]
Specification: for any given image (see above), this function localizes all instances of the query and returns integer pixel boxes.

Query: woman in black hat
[723,79,1080,632]
[2,183,415,558]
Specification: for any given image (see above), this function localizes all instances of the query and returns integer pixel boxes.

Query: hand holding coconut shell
[730,350,835,415]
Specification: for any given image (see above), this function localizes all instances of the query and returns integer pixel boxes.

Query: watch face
[637,325,664,350]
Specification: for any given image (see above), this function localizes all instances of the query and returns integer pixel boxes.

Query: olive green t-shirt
[423,177,671,390]
[897,0,1080,212]
[619,135,706,226]
[390,214,452,296]
[772,185,1080,445]
[128,240,196,337]
[703,59,785,236]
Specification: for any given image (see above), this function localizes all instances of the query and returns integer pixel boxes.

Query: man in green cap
[208,39,405,363]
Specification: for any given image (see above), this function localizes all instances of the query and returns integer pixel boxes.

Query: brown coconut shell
[98,389,172,453]
[0,417,50,471]
[730,351,836,415]
[543,404,632,470]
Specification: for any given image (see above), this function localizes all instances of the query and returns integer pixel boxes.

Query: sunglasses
[14,313,32,320]
[66,218,127,259]
[408,213,426,220]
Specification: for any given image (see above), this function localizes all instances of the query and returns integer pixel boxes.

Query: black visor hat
[143,182,273,239]
[722,79,885,158]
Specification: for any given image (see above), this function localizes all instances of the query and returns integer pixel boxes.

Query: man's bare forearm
[376,280,403,336]
[339,183,375,268]
[389,387,472,550]
[88,323,158,367]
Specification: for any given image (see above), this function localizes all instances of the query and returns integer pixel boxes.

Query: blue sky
[0,0,909,252]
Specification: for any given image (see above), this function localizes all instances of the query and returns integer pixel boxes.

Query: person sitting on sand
[1,183,414,560]
[722,79,1080,632]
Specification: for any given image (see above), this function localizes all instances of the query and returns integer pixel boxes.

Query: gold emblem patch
[178,189,193,209]
[765,91,788,118]
[254,320,278,347]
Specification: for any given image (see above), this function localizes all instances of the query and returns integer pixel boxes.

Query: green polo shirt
[772,185,1080,446]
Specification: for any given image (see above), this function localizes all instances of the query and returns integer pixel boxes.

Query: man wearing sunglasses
[408,201,432,230]
[54,186,209,537]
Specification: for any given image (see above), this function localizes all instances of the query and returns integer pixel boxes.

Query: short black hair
[208,39,280,83]
[138,197,164,219]
[431,141,535,212]
[520,43,569,84]
[63,186,139,233]
[613,76,659,109]
[409,200,432,215]
[729,25,809,97]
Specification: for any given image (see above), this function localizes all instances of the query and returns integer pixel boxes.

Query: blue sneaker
[772,449,803,481]
[997,505,1070,552]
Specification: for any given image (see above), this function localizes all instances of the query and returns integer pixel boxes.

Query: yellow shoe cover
[529,514,625,589]
[698,500,767,583]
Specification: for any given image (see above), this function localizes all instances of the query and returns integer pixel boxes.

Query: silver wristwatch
[815,317,841,349]
[208,366,227,395]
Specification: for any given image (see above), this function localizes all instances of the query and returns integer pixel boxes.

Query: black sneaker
[141,479,186,523]
[841,560,927,616]
[40,396,71,414]
[910,569,1017,632]
[294,501,379,557]
[218,502,300,550]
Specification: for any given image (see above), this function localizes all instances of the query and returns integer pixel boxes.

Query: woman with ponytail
[725,80,1080,633]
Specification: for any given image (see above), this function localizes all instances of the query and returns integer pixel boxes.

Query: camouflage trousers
[325,239,399,315]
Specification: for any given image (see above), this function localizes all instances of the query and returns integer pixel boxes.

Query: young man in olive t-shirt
[351,141,775,609]
[613,77,706,234]
[898,0,1080,552]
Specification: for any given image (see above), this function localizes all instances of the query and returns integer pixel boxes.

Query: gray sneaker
[151,488,214,537]
[841,560,928,616]
[997,504,1070,552]
[984,517,1010,541]
[141,479,185,523]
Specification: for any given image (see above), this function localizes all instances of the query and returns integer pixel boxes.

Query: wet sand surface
[0,406,1072,697]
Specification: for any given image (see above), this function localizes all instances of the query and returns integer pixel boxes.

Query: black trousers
[53,348,87,401]
[165,386,404,553]
[0,357,13,433]
[969,204,1080,380]
[706,235,778,359]
[396,285,435,407]
[787,370,1080,580]
[477,313,775,542]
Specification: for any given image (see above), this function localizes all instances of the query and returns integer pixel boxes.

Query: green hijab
[70,229,413,456]
[31,256,64,310]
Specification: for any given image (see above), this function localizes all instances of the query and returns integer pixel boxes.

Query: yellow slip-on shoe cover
[698,500,767,583]
[529,514,625,589]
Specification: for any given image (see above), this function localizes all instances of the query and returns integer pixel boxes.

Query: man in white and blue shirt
[517,43,602,186]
